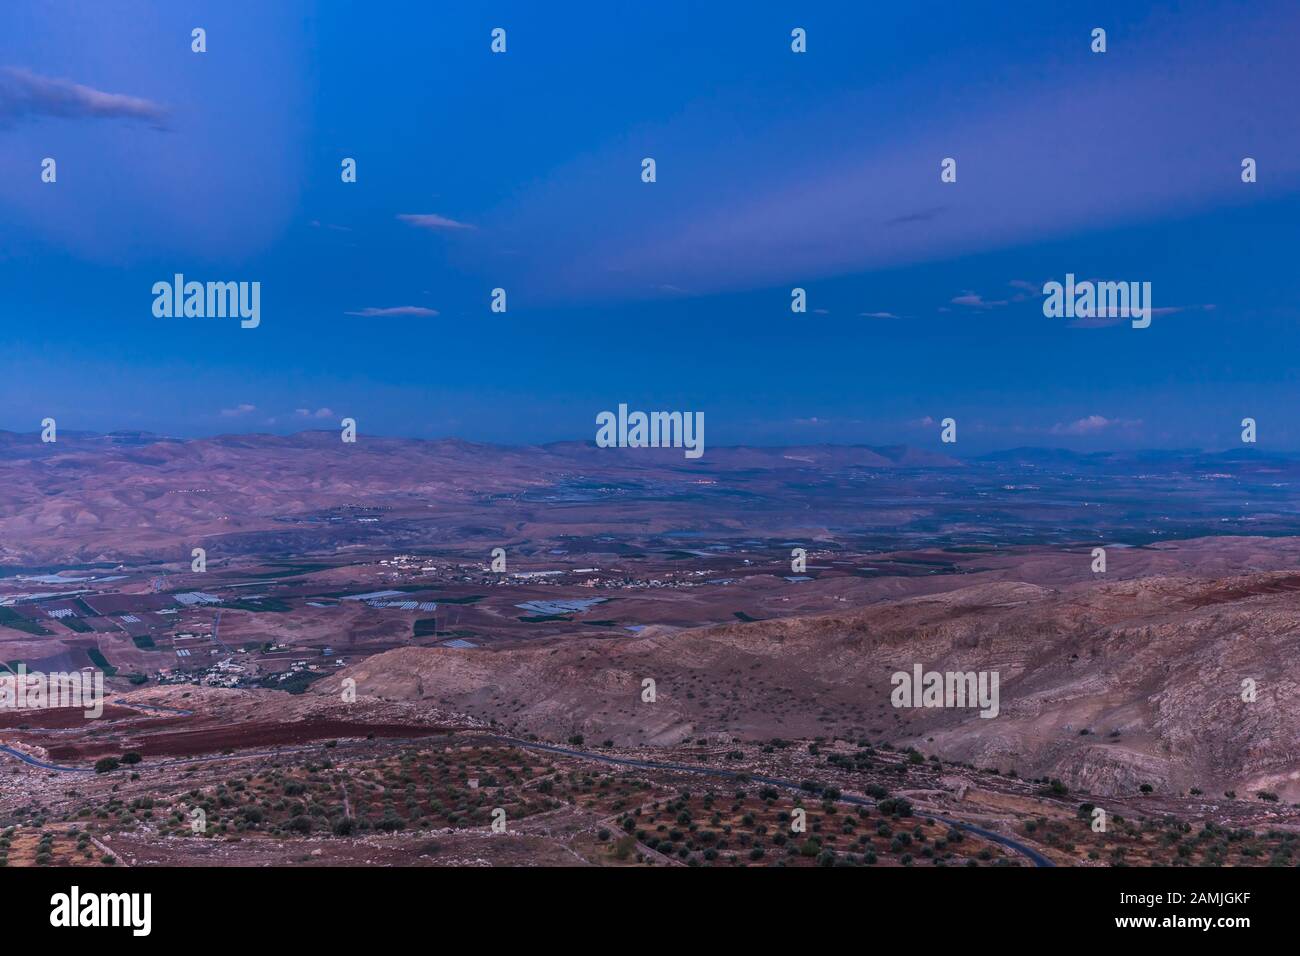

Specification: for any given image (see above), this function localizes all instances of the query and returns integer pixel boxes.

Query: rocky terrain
[331,567,1300,801]
[3,430,1299,867]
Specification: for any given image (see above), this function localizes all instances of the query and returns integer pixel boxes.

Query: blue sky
[1,0,1298,451]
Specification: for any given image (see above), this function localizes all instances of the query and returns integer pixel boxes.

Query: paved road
[0,744,93,773]
[210,609,233,656]
[0,722,1053,867]
[496,737,1055,867]
[0,698,194,774]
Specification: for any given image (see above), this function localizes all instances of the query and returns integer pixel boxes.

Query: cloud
[859,311,899,319]
[0,67,168,128]
[219,403,256,417]
[1068,303,1215,329]
[1049,415,1141,436]
[344,306,439,317]
[1006,279,1043,303]
[951,291,1007,309]
[397,213,475,231]
[295,407,335,420]
[500,3,1300,303]
[952,280,1044,311]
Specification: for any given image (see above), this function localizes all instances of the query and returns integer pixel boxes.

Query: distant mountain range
[2,430,1297,566]
[3,429,1290,465]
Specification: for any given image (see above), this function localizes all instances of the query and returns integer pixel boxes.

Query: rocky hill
[331,571,1300,799]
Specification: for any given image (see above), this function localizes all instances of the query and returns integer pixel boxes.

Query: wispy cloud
[1068,303,1215,329]
[295,407,335,420]
[0,67,168,128]
[344,306,439,317]
[1006,279,1040,303]
[397,213,475,231]
[859,311,899,319]
[950,291,1007,309]
[504,3,1299,303]
[946,281,1040,312]
[219,403,256,417]
[1049,415,1141,436]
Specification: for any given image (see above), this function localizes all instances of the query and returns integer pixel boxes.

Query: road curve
[496,736,1055,868]
[0,744,94,773]
[0,724,1054,866]
[0,698,194,772]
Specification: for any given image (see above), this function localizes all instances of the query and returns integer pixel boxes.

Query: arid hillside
[331,570,1300,800]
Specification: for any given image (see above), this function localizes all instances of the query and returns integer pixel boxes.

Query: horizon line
[0,427,1285,459]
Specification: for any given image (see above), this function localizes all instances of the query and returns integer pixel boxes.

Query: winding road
[0,715,1053,866]
[497,737,1055,867]
[0,744,93,773]
[0,697,192,773]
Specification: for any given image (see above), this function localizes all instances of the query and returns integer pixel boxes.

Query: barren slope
[329,572,1300,799]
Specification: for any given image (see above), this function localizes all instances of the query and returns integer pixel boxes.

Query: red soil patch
[46,719,465,761]
[0,705,142,729]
